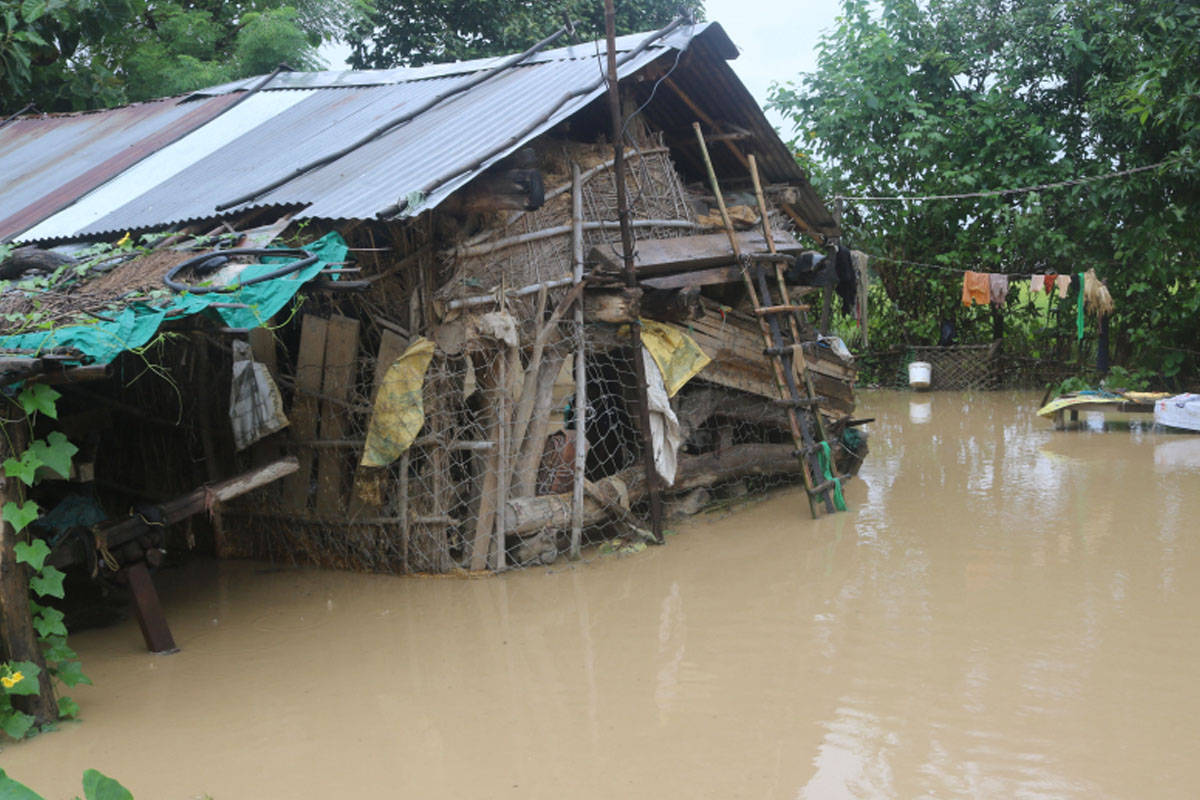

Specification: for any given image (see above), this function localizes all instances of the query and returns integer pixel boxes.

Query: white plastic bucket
[908,361,932,390]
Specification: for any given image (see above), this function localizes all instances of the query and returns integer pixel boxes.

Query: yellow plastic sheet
[361,337,436,467]
[632,319,712,397]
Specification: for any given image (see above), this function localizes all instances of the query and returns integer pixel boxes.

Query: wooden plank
[469,357,501,571]
[641,265,742,290]
[588,230,804,277]
[317,314,360,514]
[282,315,327,511]
[350,329,409,515]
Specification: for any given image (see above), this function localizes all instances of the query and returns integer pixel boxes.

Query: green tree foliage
[0,0,370,112]
[770,0,1200,378]
[348,0,704,69]
[0,0,139,110]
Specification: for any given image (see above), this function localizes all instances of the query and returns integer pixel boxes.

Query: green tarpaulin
[0,233,347,365]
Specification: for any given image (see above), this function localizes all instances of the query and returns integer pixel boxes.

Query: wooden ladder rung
[754,304,811,316]
[807,479,839,496]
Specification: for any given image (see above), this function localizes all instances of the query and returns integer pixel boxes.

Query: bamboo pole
[571,163,587,560]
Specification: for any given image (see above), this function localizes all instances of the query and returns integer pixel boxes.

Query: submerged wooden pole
[571,163,587,560]
[604,0,664,544]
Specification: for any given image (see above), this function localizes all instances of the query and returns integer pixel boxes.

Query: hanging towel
[1055,274,1071,299]
[1083,268,1115,317]
[640,348,683,485]
[989,274,1009,305]
[1030,274,1045,294]
[962,271,990,307]
[1076,272,1086,340]
[1044,273,1057,294]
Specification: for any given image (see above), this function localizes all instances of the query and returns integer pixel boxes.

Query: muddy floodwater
[5,390,1200,798]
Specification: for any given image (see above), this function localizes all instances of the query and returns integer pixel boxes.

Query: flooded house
[0,20,867,676]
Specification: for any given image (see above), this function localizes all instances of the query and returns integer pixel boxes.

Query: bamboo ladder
[692,123,841,518]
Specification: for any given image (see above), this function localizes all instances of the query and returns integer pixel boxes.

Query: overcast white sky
[322,2,842,132]
[703,0,841,131]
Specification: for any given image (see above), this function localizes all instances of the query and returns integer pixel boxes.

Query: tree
[348,0,704,70]
[1,0,371,113]
[770,0,1200,379]
[1,0,139,111]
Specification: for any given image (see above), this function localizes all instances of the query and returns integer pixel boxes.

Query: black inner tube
[162,248,318,294]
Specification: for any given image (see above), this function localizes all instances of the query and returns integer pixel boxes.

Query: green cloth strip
[818,441,847,511]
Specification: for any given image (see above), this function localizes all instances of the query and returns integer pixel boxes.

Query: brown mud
[4,390,1199,798]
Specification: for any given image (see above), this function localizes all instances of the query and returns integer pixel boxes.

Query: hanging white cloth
[641,347,682,486]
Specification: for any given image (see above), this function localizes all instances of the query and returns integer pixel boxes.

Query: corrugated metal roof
[2,22,837,243]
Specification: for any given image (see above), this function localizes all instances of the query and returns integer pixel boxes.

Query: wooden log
[469,354,502,571]
[48,458,300,569]
[504,443,806,535]
[511,348,568,498]
[583,287,641,324]
[316,315,359,514]
[0,417,57,723]
[193,334,226,556]
[640,287,704,323]
[282,315,327,509]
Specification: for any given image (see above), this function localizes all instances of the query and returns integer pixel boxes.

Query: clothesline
[864,251,1047,277]
[835,157,1180,203]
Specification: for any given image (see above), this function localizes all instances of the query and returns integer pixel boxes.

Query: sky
[320,1,843,133]
[702,0,841,131]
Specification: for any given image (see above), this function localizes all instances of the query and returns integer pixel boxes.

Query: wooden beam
[664,76,750,169]
[125,562,178,654]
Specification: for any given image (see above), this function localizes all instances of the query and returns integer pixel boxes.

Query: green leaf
[16,384,60,420]
[3,661,41,696]
[81,770,133,800]
[53,660,90,688]
[41,635,77,664]
[56,695,80,719]
[3,500,40,534]
[27,432,77,480]
[29,566,65,599]
[19,0,46,23]
[32,607,66,639]
[0,712,38,743]
[3,457,37,487]
[12,538,49,570]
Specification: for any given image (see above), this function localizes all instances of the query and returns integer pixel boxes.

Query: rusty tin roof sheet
[1,22,837,244]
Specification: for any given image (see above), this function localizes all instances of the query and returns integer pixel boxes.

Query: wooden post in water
[604,0,664,544]
[571,163,587,560]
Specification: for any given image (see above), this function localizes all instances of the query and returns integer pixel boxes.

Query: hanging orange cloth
[962,271,990,307]
[1044,273,1057,294]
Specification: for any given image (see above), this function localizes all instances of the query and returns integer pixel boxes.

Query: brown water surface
[4,391,1199,799]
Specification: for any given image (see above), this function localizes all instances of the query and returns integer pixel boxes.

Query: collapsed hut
[0,21,868,680]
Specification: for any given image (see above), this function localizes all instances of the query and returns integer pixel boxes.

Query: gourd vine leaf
[30,566,65,600]
[2,457,37,487]
[31,607,67,639]
[0,713,38,744]
[52,660,90,688]
[81,770,133,800]
[12,538,49,570]
[16,384,60,420]
[27,433,77,480]
[2,661,41,696]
